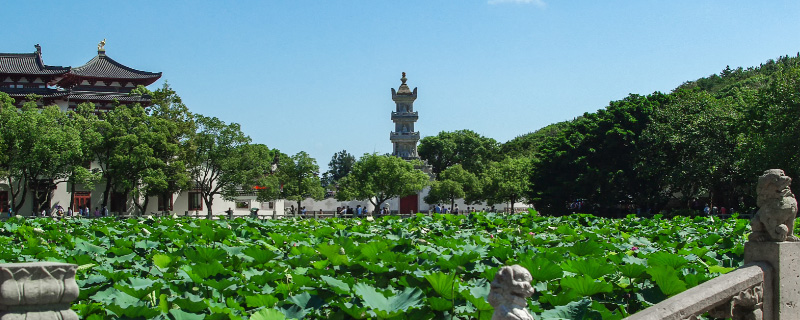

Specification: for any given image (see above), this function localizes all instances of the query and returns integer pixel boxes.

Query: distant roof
[67,91,151,102]
[69,52,162,82]
[0,52,70,75]
[1,87,69,99]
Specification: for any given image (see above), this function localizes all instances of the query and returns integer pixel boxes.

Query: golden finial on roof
[98,39,106,52]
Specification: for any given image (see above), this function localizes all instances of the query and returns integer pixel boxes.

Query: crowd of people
[23,205,111,218]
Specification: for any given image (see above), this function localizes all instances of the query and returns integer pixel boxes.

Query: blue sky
[3,1,799,167]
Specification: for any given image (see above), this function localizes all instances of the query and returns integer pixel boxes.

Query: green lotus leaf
[646,265,687,296]
[185,246,227,263]
[106,304,161,319]
[243,246,279,265]
[74,239,107,255]
[173,294,208,313]
[191,261,229,279]
[427,296,453,311]
[539,289,580,306]
[460,285,493,311]
[245,294,279,309]
[424,271,457,300]
[288,292,324,310]
[568,240,603,256]
[250,308,286,320]
[169,309,206,320]
[540,298,592,320]
[114,277,157,299]
[707,265,735,274]
[152,253,173,269]
[618,263,647,279]
[321,275,351,295]
[353,283,425,318]
[519,257,563,282]
[560,275,613,296]
[646,252,688,269]
[135,239,160,250]
[359,241,389,261]
[560,258,614,279]
[316,243,349,266]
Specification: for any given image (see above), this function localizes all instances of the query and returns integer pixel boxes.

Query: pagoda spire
[390,72,420,160]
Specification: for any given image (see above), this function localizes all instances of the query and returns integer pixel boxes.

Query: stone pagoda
[390,72,420,159]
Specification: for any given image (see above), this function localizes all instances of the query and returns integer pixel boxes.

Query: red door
[73,192,91,211]
[399,194,418,215]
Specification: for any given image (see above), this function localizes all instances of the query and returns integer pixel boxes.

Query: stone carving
[708,284,764,320]
[488,265,535,320]
[749,169,800,242]
[0,262,79,320]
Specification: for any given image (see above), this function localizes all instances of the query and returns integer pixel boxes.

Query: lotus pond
[0,212,778,319]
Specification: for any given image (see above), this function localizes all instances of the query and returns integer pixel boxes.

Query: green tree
[0,93,23,213]
[85,103,167,213]
[129,84,195,214]
[68,103,103,211]
[276,151,325,214]
[418,129,500,175]
[483,157,531,213]
[324,150,355,187]
[638,89,742,209]
[737,64,800,205]
[0,96,84,213]
[529,93,668,215]
[336,154,429,211]
[423,164,481,210]
[500,121,571,158]
[188,115,253,216]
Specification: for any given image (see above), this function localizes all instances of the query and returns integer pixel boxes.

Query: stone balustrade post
[745,241,800,320]
[0,262,79,320]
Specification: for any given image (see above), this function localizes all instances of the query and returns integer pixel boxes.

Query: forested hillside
[521,53,800,215]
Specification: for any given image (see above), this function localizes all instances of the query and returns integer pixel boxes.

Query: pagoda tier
[57,50,162,92]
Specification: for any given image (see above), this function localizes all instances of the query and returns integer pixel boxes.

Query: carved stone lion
[749,169,799,242]
[488,265,535,320]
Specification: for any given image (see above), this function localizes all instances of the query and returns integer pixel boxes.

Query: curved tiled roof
[70,53,161,80]
[0,52,70,75]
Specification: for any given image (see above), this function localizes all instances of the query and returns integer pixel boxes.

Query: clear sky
[3,1,799,167]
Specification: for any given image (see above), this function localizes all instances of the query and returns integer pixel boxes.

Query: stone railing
[623,241,800,320]
[624,262,772,320]
[0,262,79,320]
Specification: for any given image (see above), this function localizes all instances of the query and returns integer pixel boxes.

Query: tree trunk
[68,181,75,212]
[204,194,214,218]
[102,177,112,208]
[140,196,150,216]
[10,178,26,215]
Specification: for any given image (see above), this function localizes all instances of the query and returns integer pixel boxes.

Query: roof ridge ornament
[35,44,41,54]
[98,39,106,54]
[396,72,413,95]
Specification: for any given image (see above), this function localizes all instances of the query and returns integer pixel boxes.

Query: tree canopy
[418,129,500,176]
[336,154,429,211]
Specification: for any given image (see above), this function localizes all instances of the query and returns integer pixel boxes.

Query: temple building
[0,42,163,216]
[0,41,161,110]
